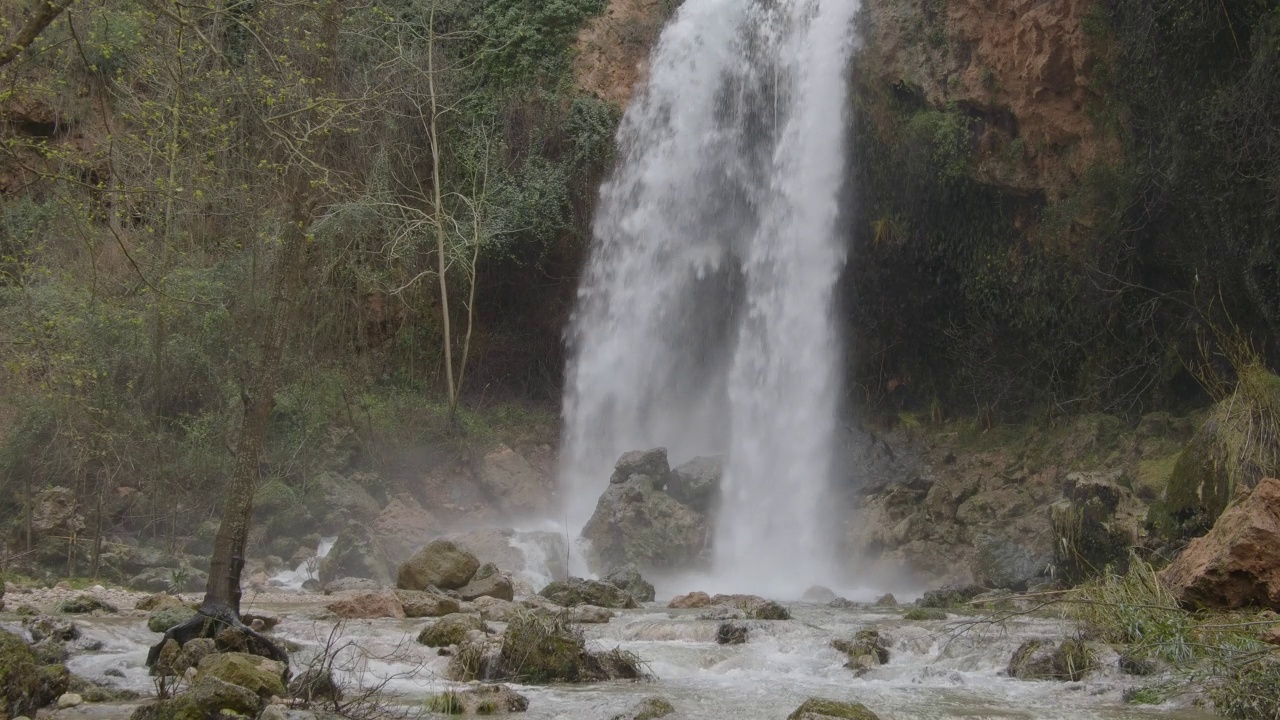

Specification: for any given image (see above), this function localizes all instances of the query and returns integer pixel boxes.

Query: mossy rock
[425,685,528,715]
[194,652,288,699]
[610,696,675,720]
[130,675,263,720]
[148,605,199,633]
[56,594,117,614]
[1151,369,1280,546]
[0,628,70,718]
[416,614,487,648]
[538,578,640,609]
[1007,638,1094,681]
[787,698,881,720]
[903,608,947,621]
[918,584,983,608]
[833,629,890,666]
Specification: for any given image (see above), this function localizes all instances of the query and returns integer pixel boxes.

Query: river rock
[394,589,461,617]
[604,564,656,603]
[716,622,748,645]
[397,540,480,591]
[56,594,117,614]
[1050,471,1140,582]
[609,696,675,720]
[802,585,838,603]
[918,584,984,608]
[668,591,711,608]
[428,684,529,715]
[24,616,79,643]
[471,596,521,622]
[479,445,548,516]
[1160,477,1280,610]
[572,605,615,623]
[148,606,198,633]
[711,594,790,619]
[195,652,288,699]
[1007,638,1094,681]
[582,468,708,573]
[324,577,383,594]
[666,455,723,512]
[319,523,392,586]
[56,693,83,709]
[458,566,516,602]
[539,578,639,609]
[174,639,217,674]
[325,591,406,619]
[131,675,263,720]
[0,629,69,718]
[834,629,890,673]
[136,594,186,612]
[787,698,881,720]
[418,614,489,647]
[610,448,671,485]
[874,593,898,607]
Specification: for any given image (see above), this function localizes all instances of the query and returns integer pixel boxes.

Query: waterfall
[560,0,859,595]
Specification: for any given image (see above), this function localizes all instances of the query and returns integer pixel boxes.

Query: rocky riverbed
[1,583,1219,720]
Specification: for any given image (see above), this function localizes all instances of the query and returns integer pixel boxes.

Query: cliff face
[860,0,1109,199]
[573,0,673,108]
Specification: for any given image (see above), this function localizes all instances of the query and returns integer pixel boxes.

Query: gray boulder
[478,445,547,516]
[397,540,480,591]
[610,448,671,485]
[666,456,723,512]
[582,470,707,573]
[318,523,392,586]
[458,567,515,602]
[604,565,655,603]
[972,534,1047,591]
[538,578,639,609]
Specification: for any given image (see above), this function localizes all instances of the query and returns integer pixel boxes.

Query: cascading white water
[560,0,859,594]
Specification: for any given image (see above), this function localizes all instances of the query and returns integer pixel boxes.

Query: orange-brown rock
[1262,626,1280,647]
[862,0,1116,199]
[573,0,673,108]
[1160,478,1280,611]
[325,591,406,619]
[667,591,711,609]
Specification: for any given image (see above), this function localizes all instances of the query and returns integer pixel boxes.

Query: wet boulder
[539,578,640,609]
[610,448,671,485]
[318,523,393,586]
[668,591,711,608]
[1160,477,1280,610]
[323,577,382,594]
[571,605,615,624]
[604,564,656,603]
[426,684,529,715]
[325,591,406,619]
[55,594,117,614]
[397,539,480,591]
[194,652,288,699]
[417,614,489,647]
[610,696,675,720]
[0,629,70,718]
[972,533,1047,591]
[787,698,882,720]
[130,675,263,720]
[582,462,708,573]
[802,585,838,603]
[1050,472,1140,583]
[834,629,890,674]
[666,455,723,512]
[458,564,516,602]
[918,584,984,608]
[394,589,461,618]
[716,622,748,645]
[1007,638,1094,681]
[148,606,198,633]
[710,594,790,620]
[24,615,80,643]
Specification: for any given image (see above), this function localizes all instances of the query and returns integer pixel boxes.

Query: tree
[0,0,76,68]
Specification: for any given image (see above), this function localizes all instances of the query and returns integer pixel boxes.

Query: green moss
[148,606,199,633]
[903,608,947,621]
[1134,452,1179,500]
[417,615,488,648]
[0,629,67,718]
[425,691,464,714]
[786,698,881,720]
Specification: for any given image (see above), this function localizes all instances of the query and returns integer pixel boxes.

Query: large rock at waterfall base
[610,448,671,485]
[397,539,480,591]
[325,591,406,619]
[666,456,723,512]
[582,465,707,572]
[604,565,655,603]
[318,523,392,586]
[787,698,881,720]
[539,578,640,609]
[194,652,287,699]
[1160,478,1280,610]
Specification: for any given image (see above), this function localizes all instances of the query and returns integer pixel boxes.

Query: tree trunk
[0,0,76,68]
[146,189,306,669]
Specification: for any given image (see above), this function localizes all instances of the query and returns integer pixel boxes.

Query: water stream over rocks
[16,596,1214,720]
